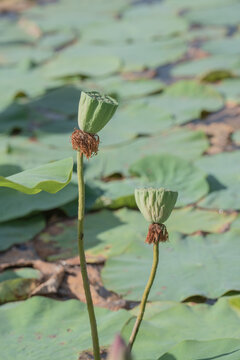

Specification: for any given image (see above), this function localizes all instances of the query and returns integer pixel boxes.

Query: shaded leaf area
[122,296,240,359]
[35,210,124,261]
[35,208,145,262]
[0,184,77,223]
[0,179,99,224]
[0,296,130,360]
[196,151,240,210]
[0,87,82,136]
[30,86,83,116]
[102,224,238,302]
[0,215,45,251]
[36,207,236,264]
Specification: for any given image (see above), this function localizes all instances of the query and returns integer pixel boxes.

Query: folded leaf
[0,158,73,194]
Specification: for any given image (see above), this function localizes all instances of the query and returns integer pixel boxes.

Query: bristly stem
[128,242,159,351]
[77,151,100,360]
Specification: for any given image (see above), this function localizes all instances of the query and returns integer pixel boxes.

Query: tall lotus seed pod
[71,91,118,360]
[134,188,178,244]
[107,335,132,360]
[71,91,118,159]
[78,91,118,134]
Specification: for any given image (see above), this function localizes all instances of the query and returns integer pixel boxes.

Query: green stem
[77,151,100,360]
[128,242,159,351]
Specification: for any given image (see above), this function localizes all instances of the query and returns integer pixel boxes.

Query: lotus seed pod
[135,187,178,224]
[78,91,118,134]
[107,335,132,360]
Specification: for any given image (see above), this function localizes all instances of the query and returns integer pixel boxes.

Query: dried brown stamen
[145,223,168,244]
[71,129,99,159]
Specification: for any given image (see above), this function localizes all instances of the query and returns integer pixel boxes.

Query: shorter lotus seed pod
[135,187,178,224]
[78,91,118,134]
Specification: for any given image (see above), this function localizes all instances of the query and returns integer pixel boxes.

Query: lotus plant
[128,187,178,351]
[71,91,118,360]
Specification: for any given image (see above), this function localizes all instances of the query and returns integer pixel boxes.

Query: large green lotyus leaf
[0,296,130,360]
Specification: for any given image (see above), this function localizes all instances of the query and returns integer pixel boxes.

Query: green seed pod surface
[135,187,178,224]
[78,91,118,134]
